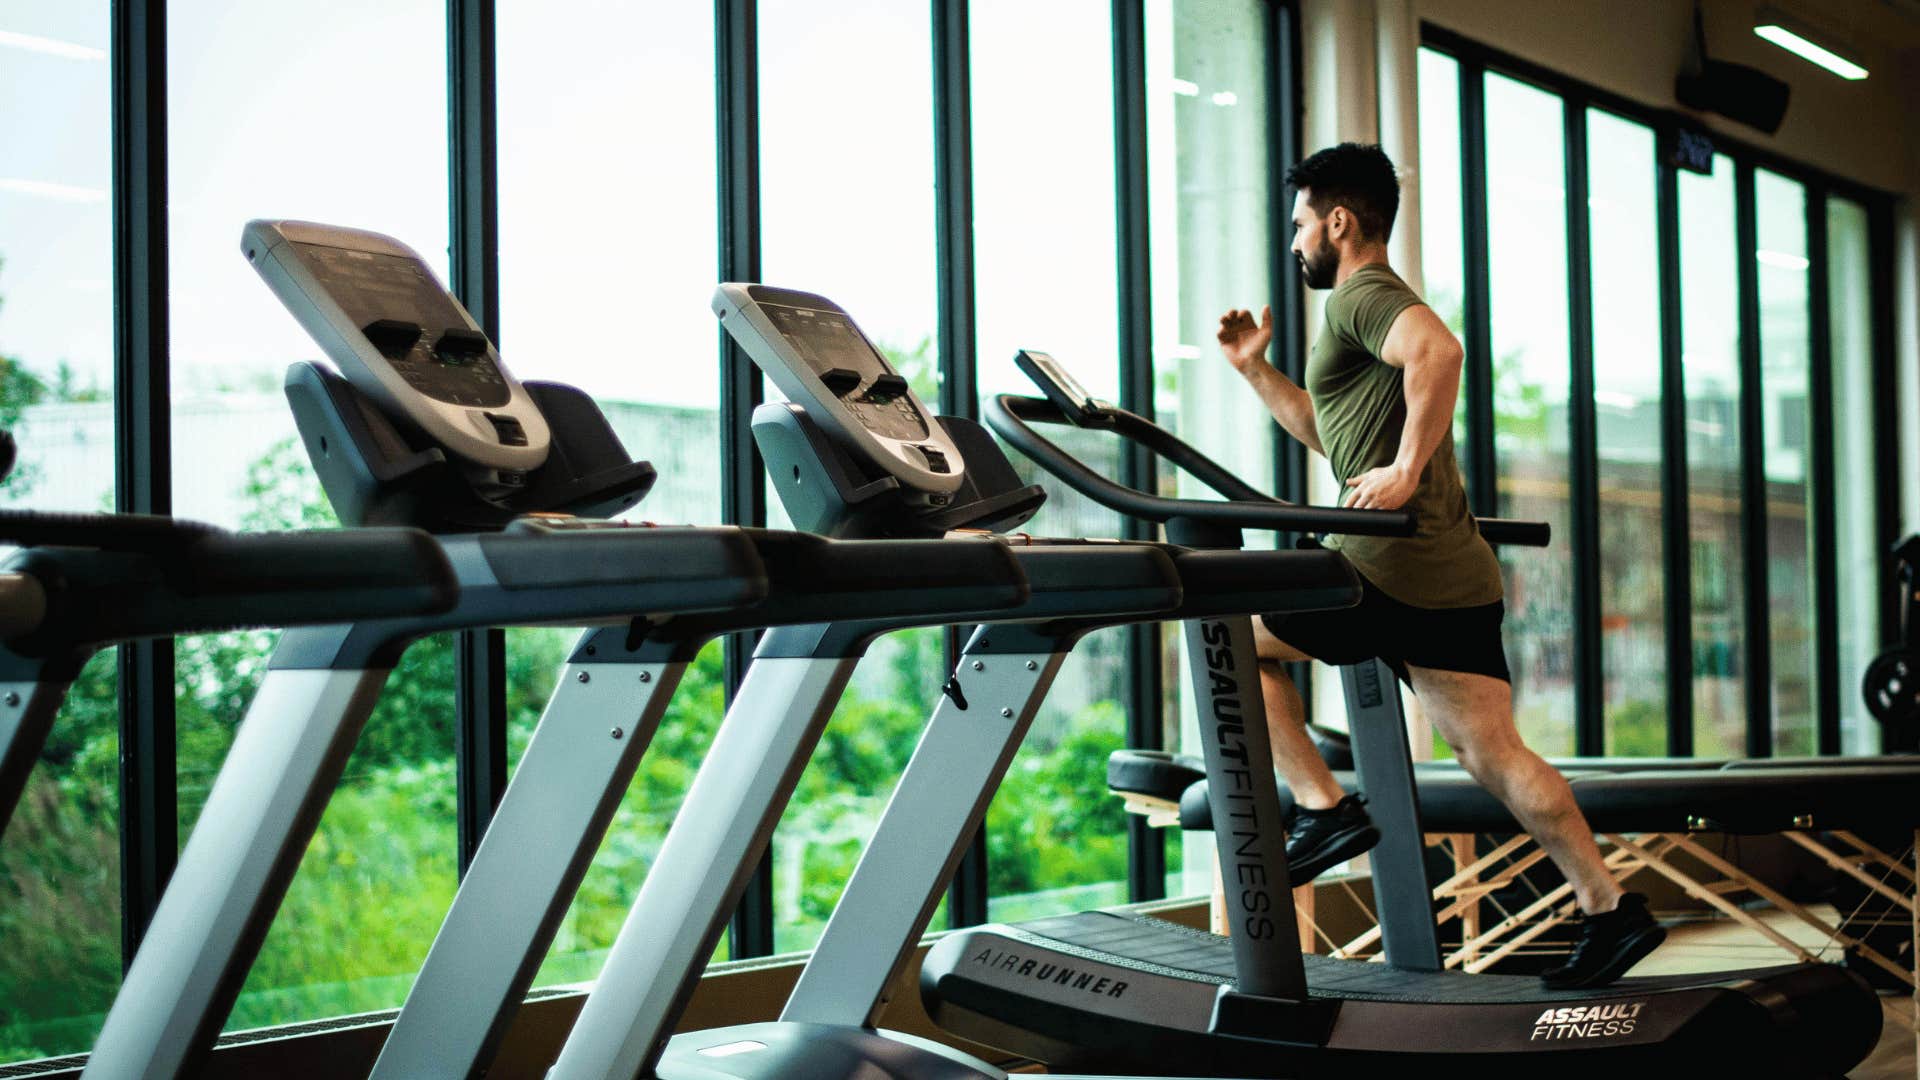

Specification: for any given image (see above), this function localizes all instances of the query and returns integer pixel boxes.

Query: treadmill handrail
[988,395,1551,548]
[988,394,1413,537]
[0,516,461,652]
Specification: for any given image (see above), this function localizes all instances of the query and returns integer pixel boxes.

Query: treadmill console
[1014,349,1111,425]
[713,285,964,503]
[243,220,550,480]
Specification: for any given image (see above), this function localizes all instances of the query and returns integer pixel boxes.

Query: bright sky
[0,0,1134,414]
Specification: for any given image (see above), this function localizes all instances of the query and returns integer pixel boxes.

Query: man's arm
[1217,305,1324,456]
[1341,303,1463,510]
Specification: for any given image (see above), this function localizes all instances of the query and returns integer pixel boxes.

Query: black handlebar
[1477,518,1551,547]
[987,395,1416,538]
[0,510,459,647]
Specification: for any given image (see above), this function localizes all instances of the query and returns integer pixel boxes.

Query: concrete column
[1375,0,1423,294]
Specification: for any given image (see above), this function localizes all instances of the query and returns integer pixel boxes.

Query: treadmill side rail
[82,666,391,1080]
[369,650,689,1080]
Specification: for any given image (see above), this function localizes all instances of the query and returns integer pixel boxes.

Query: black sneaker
[1540,892,1667,989]
[1283,794,1380,885]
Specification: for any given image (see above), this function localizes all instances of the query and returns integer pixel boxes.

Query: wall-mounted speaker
[1676,60,1792,134]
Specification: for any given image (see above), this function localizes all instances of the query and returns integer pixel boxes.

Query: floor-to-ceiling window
[166,0,457,1033]
[1483,72,1575,756]
[0,3,119,1059]
[1146,0,1276,900]
[1585,110,1666,755]
[971,0,1132,922]
[1679,157,1748,757]
[494,0,726,985]
[1826,196,1880,755]
[1754,169,1815,755]
[756,0,945,955]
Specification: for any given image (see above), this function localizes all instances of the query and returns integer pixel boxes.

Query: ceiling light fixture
[1753,9,1868,80]
[0,28,106,61]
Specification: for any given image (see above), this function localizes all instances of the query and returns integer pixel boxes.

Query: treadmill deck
[1007,910,1797,1002]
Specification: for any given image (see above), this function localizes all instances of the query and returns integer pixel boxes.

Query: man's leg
[1253,619,1346,810]
[1404,664,1622,916]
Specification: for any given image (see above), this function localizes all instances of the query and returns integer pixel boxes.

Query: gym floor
[1632,905,1915,1079]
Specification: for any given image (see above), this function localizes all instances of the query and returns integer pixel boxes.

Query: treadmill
[903,354,1886,1077]
[0,508,457,840]
[77,222,1034,1080]
[538,286,1410,1079]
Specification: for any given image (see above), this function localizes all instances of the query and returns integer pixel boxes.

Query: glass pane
[1145,0,1273,900]
[166,0,454,1030]
[756,0,941,952]
[1484,73,1573,756]
[1417,48,1469,449]
[495,0,724,980]
[1679,157,1745,756]
[974,0,1131,922]
[0,2,118,1061]
[1755,169,1813,755]
[1585,110,1665,755]
[1827,196,1879,755]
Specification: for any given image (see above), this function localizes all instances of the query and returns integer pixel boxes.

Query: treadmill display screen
[762,302,928,441]
[295,241,510,408]
[764,303,884,378]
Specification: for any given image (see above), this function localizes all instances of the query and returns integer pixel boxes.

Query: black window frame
[1421,23,1900,761]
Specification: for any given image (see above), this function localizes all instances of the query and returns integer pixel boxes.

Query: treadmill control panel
[243,220,549,475]
[714,284,964,501]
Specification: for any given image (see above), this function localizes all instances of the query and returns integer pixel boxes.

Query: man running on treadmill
[1217,142,1665,989]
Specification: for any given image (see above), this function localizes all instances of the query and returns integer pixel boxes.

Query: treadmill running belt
[1011,911,1813,1001]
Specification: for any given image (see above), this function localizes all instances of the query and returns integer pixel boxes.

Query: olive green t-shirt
[1307,264,1503,609]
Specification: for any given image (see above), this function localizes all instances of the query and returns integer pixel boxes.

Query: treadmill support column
[370,626,690,1080]
[84,660,393,1080]
[547,638,860,1080]
[0,674,76,837]
[782,624,1066,1026]
[1340,658,1441,969]
[1182,615,1308,1001]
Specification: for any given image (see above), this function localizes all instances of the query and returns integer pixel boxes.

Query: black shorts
[1260,568,1511,685]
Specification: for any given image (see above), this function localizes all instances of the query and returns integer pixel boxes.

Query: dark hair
[1285,142,1399,242]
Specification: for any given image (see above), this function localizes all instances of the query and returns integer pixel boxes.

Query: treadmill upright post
[1340,657,1442,969]
[1182,615,1308,1001]
[546,646,860,1080]
[0,676,76,838]
[781,625,1066,1027]
[82,660,393,1080]
[369,628,689,1080]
